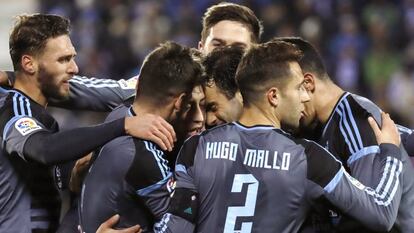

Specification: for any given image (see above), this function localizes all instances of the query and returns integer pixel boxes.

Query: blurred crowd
[40,0,414,127]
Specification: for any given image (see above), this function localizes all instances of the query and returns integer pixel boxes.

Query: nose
[68,59,79,75]
[194,105,205,124]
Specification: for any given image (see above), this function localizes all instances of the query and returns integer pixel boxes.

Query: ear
[173,93,187,113]
[21,55,37,75]
[266,87,279,107]
[198,41,204,51]
[235,91,243,105]
[303,73,315,93]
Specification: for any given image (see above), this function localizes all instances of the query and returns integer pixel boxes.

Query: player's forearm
[23,118,126,165]
[324,143,402,231]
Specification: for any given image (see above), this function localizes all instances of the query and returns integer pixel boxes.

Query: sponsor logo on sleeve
[117,76,138,90]
[15,117,42,136]
[345,172,366,190]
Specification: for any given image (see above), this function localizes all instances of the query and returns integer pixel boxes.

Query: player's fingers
[368,116,381,138]
[152,129,173,151]
[118,224,141,233]
[149,133,169,151]
[156,121,175,148]
[160,119,177,142]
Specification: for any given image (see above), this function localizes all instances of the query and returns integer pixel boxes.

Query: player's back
[191,122,315,233]
[80,136,155,232]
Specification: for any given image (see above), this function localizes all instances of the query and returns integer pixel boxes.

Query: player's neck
[239,104,281,128]
[315,81,344,124]
[13,72,47,107]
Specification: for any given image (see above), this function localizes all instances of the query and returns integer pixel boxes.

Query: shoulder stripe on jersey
[144,141,170,178]
[69,78,120,88]
[11,92,32,117]
[344,100,364,149]
[154,213,171,233]
[347,145,380,165]
[322,92,350,137]
[71,76,120,84]
[136,172,172,196]
[336,100,364,154]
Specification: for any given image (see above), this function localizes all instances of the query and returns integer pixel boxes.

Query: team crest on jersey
[117,76,138,90]
[15,117,41,136]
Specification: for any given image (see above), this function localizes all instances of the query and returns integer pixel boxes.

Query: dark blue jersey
[315,92,414,233]
[161,122,402,233]
[0,90,61,233]
[79,107,173,233]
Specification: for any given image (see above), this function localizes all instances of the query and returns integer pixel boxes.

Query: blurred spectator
[38,0,413,127]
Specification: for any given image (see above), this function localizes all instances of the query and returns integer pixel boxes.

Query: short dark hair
[201,2,263,43]
[203,46,244,99]
[272,37,329,80]
[137,41,204,104]
[236,41,303,105]
[9,14,70,71]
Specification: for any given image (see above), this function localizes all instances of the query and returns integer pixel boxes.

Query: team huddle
[1,2,414,233]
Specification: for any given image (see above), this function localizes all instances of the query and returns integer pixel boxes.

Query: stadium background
[0,0,413,128]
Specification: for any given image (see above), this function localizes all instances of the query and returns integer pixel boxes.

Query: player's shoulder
[346,93,382,121]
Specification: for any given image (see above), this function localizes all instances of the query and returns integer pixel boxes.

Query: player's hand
[69,152,93,193]
[125,113,176,151]
[368,112,401,146]
[96,214,142,233]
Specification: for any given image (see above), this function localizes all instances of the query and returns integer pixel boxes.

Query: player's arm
[51,75,137,111]
[333,109,403,187]
[1,71,137,111]
[306,113,403,231]
[3,115,175,165]
[124,139,174,221]
[155,135,202,233]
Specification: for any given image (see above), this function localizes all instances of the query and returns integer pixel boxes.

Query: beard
[37,65,70,101]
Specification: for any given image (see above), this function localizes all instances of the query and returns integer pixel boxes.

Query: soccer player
[159,40,403,233]
[202,45,244,128]
[0,14,175,233]
[79,42,204,233]
[273,37,414,233]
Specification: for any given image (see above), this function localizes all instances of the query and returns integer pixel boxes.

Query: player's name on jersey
[205,141,290,171]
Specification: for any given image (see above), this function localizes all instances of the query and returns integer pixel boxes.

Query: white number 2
[223,174,259,233]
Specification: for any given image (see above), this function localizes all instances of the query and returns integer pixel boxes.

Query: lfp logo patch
[15,117,41,136]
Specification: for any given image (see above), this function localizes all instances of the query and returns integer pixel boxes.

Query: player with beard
[79,42,204,233]
[159,41,403,233]
[0,14,177,233]
[273,37,414,233]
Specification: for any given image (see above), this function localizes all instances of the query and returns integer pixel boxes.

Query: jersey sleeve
[2,115,48,160]
[156,135,201,233]
[330,105,401,189]
[50,75,137,111]
[124,140,173,220]
[305,141,403,232]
